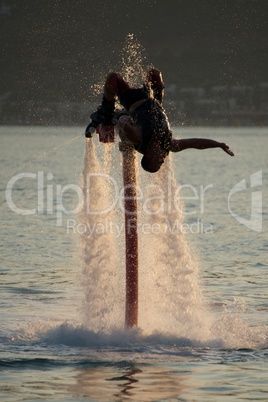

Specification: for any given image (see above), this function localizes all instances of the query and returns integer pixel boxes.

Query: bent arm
[170,138,234,156]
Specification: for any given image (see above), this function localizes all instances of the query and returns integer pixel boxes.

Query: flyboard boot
[85,97,115,142]
[85,73,130,143]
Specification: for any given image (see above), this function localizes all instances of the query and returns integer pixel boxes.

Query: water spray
[85,120,139,329]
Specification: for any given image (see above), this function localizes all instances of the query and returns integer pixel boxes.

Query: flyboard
[85,113,138,329]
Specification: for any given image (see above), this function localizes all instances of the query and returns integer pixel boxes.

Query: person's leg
[92,73,131,125]
[106,73,150,111]
[90,72,148,126]
[104,72,130,101]
[146,68,165,104]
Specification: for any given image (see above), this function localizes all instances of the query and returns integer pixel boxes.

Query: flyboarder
[86,68,234,172]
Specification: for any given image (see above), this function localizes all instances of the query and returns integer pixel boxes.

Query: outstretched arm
[170,138,234,156]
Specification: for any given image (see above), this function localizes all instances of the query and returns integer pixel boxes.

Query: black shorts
[131,99,172,154]
[119,89,172,155]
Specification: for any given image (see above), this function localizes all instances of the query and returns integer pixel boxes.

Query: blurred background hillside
[1,0,268,125]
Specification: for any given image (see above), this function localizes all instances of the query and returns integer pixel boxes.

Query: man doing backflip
[86,68,234,172]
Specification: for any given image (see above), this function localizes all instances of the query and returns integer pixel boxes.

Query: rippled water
[0,126,267,401]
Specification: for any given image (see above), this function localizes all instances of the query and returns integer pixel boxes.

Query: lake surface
[0,126,267,401]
